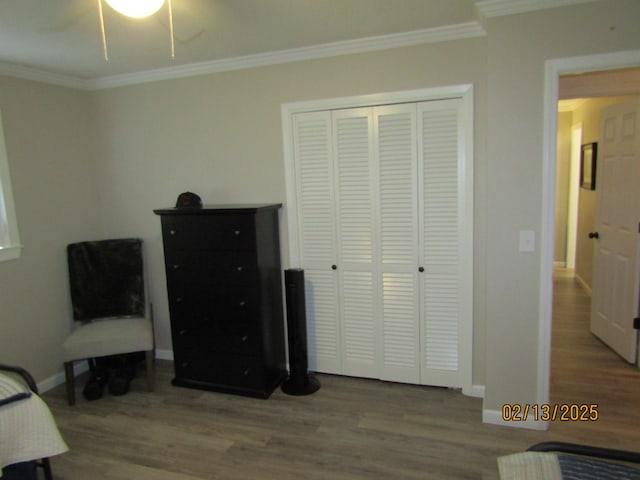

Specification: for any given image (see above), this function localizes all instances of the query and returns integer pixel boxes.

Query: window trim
[0,108,22,261]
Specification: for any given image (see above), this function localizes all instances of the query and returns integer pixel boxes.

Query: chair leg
[40,457,53,480]
[64,361,75,406]
[145,350,154,392]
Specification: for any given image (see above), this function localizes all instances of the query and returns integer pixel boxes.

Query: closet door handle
[418,266,424,273]
[331,264,337,270]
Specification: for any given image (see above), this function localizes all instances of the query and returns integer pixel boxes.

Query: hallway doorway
[540,54,640,419]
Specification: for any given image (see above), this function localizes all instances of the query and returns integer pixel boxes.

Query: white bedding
[498,451,640,480]
[498,452,563,480]
[0,373,68,475]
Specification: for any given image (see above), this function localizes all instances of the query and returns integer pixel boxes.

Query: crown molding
[0,2,610,90]
[0,22,485,91]
[476,0,601,18]
[0,22,471,90]
[88,21,485,89]
[0,62,90,90]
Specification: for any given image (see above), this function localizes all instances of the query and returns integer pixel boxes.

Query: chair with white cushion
[61,238,154,406]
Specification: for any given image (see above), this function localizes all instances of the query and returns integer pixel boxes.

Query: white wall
[0,76,100,380]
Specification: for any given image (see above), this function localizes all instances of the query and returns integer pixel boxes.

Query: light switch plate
[519,230,535,252]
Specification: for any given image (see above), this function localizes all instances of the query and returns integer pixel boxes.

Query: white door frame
[539,49,640,409]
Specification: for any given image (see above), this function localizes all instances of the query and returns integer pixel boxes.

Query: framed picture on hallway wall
[580,142,597,190]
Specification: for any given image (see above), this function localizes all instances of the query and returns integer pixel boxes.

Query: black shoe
[108,369,131,396]
[82,370,108,401]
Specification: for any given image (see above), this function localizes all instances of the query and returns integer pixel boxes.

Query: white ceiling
[0,0,601,87]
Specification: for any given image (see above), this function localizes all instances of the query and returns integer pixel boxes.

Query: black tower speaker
[281,268,321,395]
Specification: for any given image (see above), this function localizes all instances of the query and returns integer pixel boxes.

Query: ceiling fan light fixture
[104,0,165,18]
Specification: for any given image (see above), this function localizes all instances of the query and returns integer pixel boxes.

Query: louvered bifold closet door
[332,108,379,378]
[292,111,341,374]
[374,104,421,384]
[418,99,464,388]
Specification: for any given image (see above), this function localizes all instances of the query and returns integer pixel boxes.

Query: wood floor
[41,272,640,479]
[548,269,640,450]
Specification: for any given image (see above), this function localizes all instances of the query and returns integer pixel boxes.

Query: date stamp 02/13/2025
[502,403,599,422]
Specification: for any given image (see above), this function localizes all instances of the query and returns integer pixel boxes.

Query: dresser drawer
[164,250,258,286]
[167,287,260,324]
[172,321,261,355]
[174,352,264,389]
[161,215,255,251]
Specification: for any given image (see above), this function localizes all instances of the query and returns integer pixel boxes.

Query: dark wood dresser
[154,204,286,398]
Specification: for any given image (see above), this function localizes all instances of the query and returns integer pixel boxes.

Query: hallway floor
[550,269,640,450]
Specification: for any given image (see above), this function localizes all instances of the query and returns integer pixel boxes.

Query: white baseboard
[39,352,486,407]
[574,273,592,296]
[468,384,485,398]
[38,361,89,393]
[482,409,547,431]
[38,350,175,393]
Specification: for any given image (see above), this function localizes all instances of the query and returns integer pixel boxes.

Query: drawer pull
[170,229,176,236]
[234,230,241,236]
[180,361,189,368]
[236,265,244,272]
[239,300,246,307]
[241,335,248,342]
[179,329,187,335]
[243,369,250,376]
[176,296,183,303]
[172,264,180,270]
